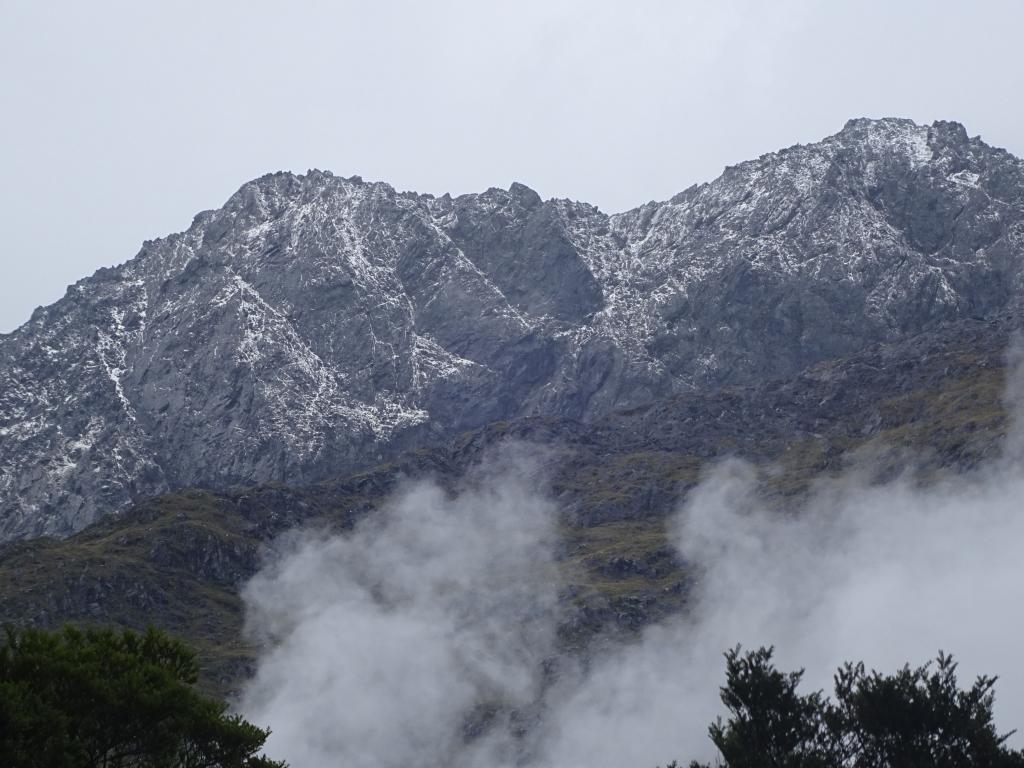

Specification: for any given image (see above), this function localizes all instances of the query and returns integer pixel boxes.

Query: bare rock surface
[4,118,1024,540]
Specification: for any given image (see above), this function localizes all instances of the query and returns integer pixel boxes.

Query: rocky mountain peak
[839,115,927,138]
[3,118,1024,542]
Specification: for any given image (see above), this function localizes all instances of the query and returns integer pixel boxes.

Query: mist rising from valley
[239,346,1024,768]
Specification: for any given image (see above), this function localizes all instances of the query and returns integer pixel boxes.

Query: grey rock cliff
[3,117,1024,540]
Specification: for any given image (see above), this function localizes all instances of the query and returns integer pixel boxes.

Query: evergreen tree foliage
[684,647,1024,768]
[0,625,285,768]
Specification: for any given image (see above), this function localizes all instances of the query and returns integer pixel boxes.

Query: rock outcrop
[3,117,1023,540]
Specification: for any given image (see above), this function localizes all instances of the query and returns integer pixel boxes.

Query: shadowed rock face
[3,117,1024,541]
[0,308,1016,696]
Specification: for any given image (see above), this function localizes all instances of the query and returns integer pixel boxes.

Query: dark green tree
[693,646,842,768]
[686,647,1024,768]
[830,652,1024,768]
[0,625,285,768]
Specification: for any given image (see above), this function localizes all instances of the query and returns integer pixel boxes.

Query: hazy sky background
[2,0,1023,332]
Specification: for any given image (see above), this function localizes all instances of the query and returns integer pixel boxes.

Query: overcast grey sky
[2,0,1022,333]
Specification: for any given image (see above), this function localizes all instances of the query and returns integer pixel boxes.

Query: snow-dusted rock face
[3,117,1024,541]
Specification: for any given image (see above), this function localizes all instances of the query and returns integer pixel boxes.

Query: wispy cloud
[242,343,1024,768]
[240,446,561,768]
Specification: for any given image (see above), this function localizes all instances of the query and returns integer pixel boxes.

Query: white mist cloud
[240,450,561,768]
[538,456,1024,766]
[241,345,1024,768]
[538,345,1024,767]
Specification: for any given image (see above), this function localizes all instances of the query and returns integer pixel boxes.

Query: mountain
[0,309,1016,693]
[3,117,1024,542]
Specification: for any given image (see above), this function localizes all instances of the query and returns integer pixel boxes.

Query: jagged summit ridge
[3,117,1024,541]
